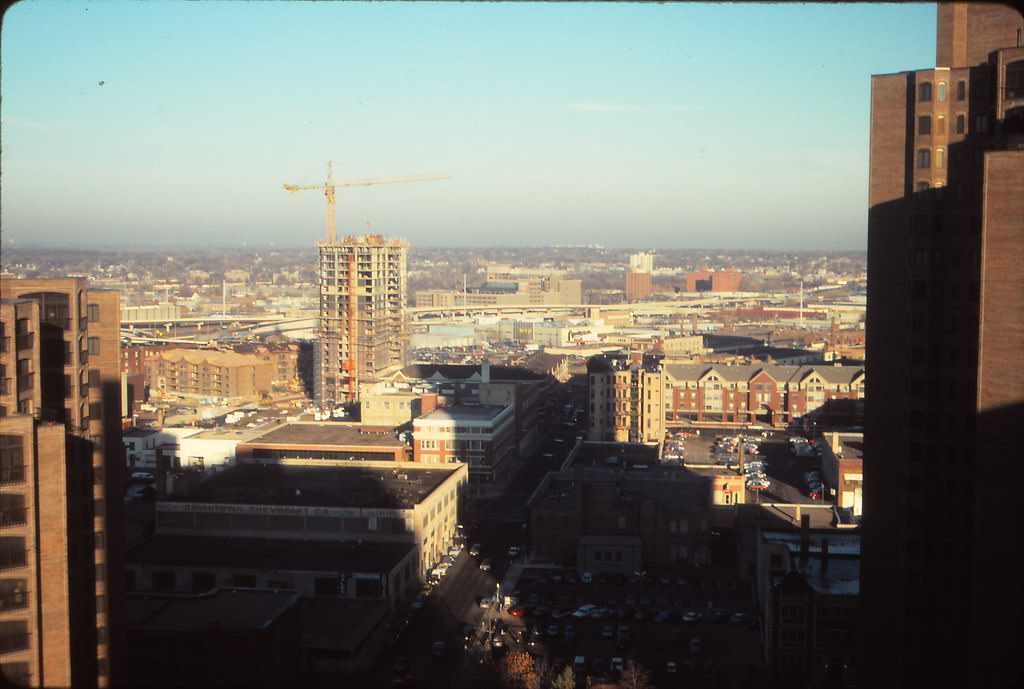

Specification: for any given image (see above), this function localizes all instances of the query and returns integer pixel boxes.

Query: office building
[625,252,654,301]
[861,5,1024,688]
[685,268,744,293]
[0,277,125,687]
[412,404,515,485]
[756,525,860,685]
[528,444,712,569]
[316,234,408,408]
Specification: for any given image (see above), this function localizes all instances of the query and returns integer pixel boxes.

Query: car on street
[507,546,520,558]
[469,543,481,556]
[478,597,492,608]
[690,638,703,653]
[509,604,524,617]
[601,625,614,638]
[682,611,702,623]
[431,641,447,658]
[730,612,747,624]
[547,624,560,637]
[479,558,493,571]
[610,657,624,672]
[666,661,678,673]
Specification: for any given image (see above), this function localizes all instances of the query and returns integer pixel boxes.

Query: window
[152,571,175,591]
[315,576,340,595]
[916,181,930,193]
[935,148,945,169]
[918,116,931,135]
[232,573,256,587]
[86,304,100,322]
[87,337,100,355]
[918,82,932,101]
[956,80,966,100]
[917,149,930,168]
[936,115,945,134]
[937,81,946,101]
[956,114,965,134]
[192,572,216,593]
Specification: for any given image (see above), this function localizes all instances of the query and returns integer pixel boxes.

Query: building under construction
[316,234,408,408]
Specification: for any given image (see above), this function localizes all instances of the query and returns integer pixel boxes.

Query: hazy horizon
[2,1,935,251]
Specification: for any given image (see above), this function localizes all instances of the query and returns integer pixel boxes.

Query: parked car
[478,597,492,609]
[690,638,703,653]
[479,558,493,571]
[469,543,481,556]
[507,545,520,558]
[509,604,524,617]
[610,657,624,672]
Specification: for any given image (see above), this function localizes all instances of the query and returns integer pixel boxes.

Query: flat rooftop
[567,442,660,469]
[167,463,457,509]
[127,587,302,632]
[128,535,415,573]
[247,423,405,448]
[419,405,507,421]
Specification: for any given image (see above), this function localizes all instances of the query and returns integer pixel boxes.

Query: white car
[479,597,492,609]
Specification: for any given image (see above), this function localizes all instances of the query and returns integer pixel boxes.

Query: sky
[1,1,936,251]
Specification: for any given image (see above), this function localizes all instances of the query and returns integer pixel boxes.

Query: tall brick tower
[316,234,408,408]
[0,277,126,687]
[862,4,1024,688]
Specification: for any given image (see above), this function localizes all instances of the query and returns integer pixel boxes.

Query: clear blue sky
[1,1,936,251]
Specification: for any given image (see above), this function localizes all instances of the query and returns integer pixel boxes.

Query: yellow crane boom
[283,161,450,241]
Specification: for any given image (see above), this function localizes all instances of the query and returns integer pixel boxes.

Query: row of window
[918,80,966,103]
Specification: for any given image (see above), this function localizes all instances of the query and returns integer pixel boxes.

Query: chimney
[800,513,810,558]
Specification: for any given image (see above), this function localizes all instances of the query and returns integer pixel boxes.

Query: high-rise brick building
[862,5,1024,688]
[316,234,408,408]
[586,352,665,444]
[0,277,126,687]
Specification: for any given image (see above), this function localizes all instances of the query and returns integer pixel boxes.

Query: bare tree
[618,659,654,689]
[550,665,576,689]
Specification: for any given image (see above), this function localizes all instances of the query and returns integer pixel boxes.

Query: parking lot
[477,558,765,688]
[674,429,829,507]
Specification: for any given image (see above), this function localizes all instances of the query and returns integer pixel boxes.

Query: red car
[509,604,524,617]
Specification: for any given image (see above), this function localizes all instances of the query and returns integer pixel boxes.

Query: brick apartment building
[624,271,653,301]
[664,363,865,427]
[587,353,666,444]
[861,5,1024,688]
[0,277,126,687]
[147,348,274,400]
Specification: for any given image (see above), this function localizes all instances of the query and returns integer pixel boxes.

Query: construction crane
[283,161,450,241]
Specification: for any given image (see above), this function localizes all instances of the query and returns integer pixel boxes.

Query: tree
[618,659,654,689]
[550,665,576,689]
[500,651,540,689]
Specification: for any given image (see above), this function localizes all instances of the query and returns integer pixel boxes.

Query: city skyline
[1,1,934,251]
